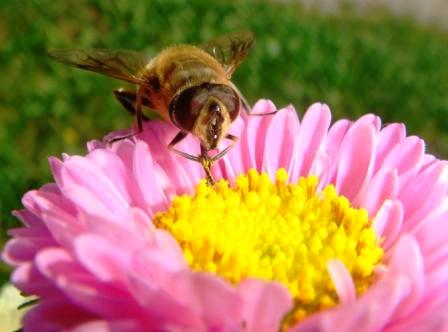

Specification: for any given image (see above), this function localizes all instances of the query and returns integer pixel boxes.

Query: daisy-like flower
[2,100,448,331]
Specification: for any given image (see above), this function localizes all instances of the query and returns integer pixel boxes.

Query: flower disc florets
[155,169,383,321]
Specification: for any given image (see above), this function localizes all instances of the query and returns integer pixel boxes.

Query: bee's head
[169,83,240,150]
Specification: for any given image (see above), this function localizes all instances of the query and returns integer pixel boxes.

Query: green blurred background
[1,0,448,283]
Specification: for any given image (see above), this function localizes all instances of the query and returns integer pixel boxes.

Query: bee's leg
[210,134,238,162]
[241,97,277,116]
[229,82,278,116]
[246,107,278,116]
[107,87,146,144]
[112,89,150,119]
[167,131,201,162]
[240,93,253,114]
[135,87,144,132]
[167,132,216,185]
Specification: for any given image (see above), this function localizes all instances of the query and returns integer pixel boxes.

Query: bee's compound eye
[169,86,208,131]
[207,85,240,121]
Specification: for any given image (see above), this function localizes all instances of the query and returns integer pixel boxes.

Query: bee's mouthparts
[207,104,224,149]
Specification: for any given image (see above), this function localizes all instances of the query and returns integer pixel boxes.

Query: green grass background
[1,0,448,282]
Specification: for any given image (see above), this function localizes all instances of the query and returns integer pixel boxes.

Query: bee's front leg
[167,132,215,185]
[106,86,147,145]
[112,88,151,119]
[167,131,199,161]
[209,134,238,162]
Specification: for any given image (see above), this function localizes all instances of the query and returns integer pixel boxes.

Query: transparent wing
[48,48,151,85]
[200,31,255,77]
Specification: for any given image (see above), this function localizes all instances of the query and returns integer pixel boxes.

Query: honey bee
[48,32,258,184]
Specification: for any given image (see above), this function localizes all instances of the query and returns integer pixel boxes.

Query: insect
[48,32,257,184]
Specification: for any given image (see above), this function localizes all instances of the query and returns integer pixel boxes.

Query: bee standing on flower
[49,32,258,184]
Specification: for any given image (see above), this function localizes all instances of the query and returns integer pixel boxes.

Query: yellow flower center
[154,169,383,323]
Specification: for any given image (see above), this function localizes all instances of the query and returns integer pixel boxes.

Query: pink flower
[3,100,448,331]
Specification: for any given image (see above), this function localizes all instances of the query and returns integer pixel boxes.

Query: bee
[48,32,258,184]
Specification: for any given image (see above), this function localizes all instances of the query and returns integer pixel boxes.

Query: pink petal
[175,272,244,330]
[48,156,65,189]
[2,237,54,265]
[373,200,404,249]
[21,188,75,220]
[379,136,424,175]
[132,141,170,214]
[421,153,437,170]
[138,122,202,194]
[292,236,422,332]
[74,234,132,282]
[425,255,448,292]
[71,320,143,332]
[126,272,199,329]
[400,162,448,232]
[86,138,106,151]
[308,150,331,189]
[82,208,155,247]
[23,299,97,332]
[386,235,425,319]
[245,99,277,170]
[356,113,382,131]
[290,275,411,332]
[412,208,448,257]
[326,119,351,163]
[327,260,356,304]
[11,262,61,297]
[238,279,292,332]
[86,149,133,204]
[56,156,131,217]
[373,123,406,174]
[262,105,300,180]
[215,116,247,181]
[50,184,114,221]
[361,168,399,216]
[12,208,47,228]
[290,103,331,181]
[36,248,142,319]
[131,250,185,290]
[23,191,85,249]
[334,122,375,201]
[382,137,425,196]
[385,309,448,332]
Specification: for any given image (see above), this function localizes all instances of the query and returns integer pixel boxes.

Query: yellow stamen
[155,169,383,323]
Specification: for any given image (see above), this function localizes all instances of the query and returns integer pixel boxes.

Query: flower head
[3,100,448,331]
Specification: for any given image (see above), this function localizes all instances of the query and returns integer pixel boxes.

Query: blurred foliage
[1,1,448,280]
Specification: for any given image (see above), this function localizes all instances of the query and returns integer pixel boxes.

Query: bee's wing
[48,48,151,85]
[200,31,255,77]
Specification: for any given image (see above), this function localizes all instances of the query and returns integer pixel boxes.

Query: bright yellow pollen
[154,169,383,322]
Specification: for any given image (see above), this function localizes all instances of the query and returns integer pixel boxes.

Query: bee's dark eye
[207,85,240,121]
[169,84,240,131]
[169,86,207,131]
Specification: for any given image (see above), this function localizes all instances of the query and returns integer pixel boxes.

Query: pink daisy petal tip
[327,260,356,304]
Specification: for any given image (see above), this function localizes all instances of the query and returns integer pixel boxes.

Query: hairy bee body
[48,32,256,177]
[141,45,229,122]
